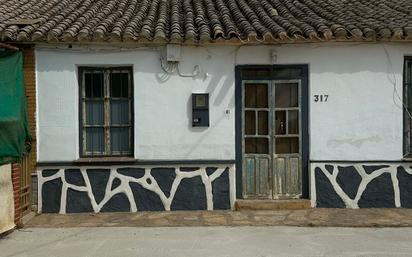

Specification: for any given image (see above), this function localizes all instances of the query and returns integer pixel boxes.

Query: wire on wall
[160,56,202,78]
[382,44,412,121]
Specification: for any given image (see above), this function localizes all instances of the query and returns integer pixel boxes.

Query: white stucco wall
[36,43,412,162]
[36,46,235,161]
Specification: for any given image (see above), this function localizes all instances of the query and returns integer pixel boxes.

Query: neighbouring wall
[36,43,412,162]
[0,164,14,234]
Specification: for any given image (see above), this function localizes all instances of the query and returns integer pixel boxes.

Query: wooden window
[404,58,412,157]
[79,67,133,157]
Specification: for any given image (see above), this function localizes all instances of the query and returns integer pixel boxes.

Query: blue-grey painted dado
[312,163,412,208]
[38,165,234,213]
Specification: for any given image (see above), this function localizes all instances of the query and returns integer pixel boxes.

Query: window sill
[74,157,136,165]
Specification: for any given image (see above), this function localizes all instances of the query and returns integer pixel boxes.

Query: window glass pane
[245,111,255,135]
[110,72,129,98]
[275,83,298,107]
[85,127,105,153]
[406,60,412,84]
[275,111,286,135]
[275,137,299,154]
[258,111,268,135]
[111,128,130,153]
[288,110,299,134]
[111,100,129,125]
[85,101,104,125]
[85,73,103,98]
[245,138,268,154]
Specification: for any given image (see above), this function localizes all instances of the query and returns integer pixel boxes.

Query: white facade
[36,43,412,162]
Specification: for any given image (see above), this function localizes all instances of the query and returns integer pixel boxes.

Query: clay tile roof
[1,0,412,44]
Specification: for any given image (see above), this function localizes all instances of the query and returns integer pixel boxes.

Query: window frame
[78,66,134,158]
[404,57,412,158]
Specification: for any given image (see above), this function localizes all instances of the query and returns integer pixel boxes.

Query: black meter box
[192,93,209,127]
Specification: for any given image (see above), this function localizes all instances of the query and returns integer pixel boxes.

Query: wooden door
[272,80,302,199]
[242,80,302,199]
[242,80,271,198]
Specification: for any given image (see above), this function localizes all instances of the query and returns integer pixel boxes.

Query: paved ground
[1,226,412,257]
[27,209,412,227]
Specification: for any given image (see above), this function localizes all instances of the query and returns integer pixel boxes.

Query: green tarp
[0,50,31,165]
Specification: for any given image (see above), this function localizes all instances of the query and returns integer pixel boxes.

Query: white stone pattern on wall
[37,165,235,213]
[311,163,412,208]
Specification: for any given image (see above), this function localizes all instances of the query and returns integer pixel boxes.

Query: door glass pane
[275,83,298,107]
[245,138,268,154]
[85,73,104,98]
[256,138,269,154]
[85,101,104,125]
[245,84,268,108]
[275,137,299,154]
[111,100,129,125]
[245,138,255,154]
[258,111,268,135]
[288,110,299,134]
[275,111,286,135]
[110,73,129,98]
[245,111,255,135]
[85,127,105,153]
[241,68,271,79]
[111,127,130,153]
[256,84,268,108]
[245,84,256,108]
[274,68,302,78]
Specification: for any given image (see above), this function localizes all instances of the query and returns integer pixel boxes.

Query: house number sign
[313,94,328,102]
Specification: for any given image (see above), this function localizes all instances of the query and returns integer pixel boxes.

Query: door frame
[235,65,310,199]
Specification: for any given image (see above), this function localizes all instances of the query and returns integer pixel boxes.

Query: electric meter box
[166,44,181,62]
[192,93,209,127]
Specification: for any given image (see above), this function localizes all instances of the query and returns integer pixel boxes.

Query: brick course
[9,46,37,226]
[11,163,21,226]
[22,47,36,175]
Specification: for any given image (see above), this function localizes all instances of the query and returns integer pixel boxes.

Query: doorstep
[25,209,412,228]
[235,199,312,211]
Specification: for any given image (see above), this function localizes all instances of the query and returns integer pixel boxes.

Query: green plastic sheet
[0,50,31,165]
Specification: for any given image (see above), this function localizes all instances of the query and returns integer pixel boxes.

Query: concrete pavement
[1,226,412,257]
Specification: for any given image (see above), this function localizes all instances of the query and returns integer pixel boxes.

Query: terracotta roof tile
[1,0,412,44]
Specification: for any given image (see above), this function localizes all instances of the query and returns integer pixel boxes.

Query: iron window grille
[79,67,133,157]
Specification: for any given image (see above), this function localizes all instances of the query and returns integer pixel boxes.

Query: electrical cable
[382,44,412,120]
